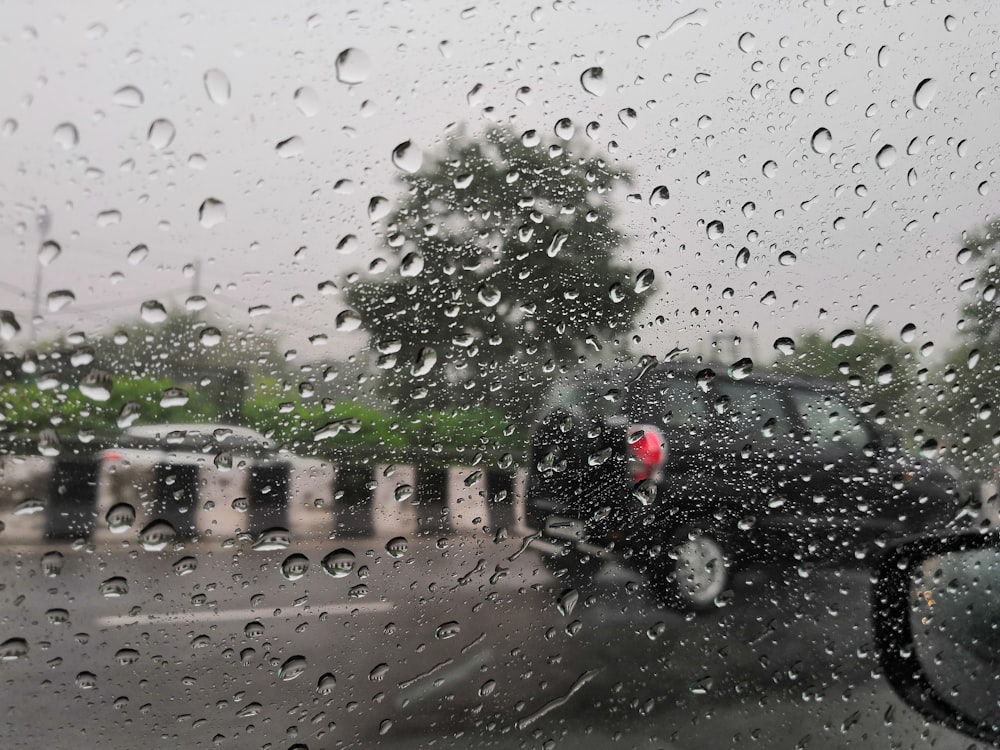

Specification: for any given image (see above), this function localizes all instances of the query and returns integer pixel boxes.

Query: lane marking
[96,601,394,627]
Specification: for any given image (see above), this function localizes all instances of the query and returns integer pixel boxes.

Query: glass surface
[0,1,998,747]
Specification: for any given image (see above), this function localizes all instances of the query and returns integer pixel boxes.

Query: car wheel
[651,527,731,612]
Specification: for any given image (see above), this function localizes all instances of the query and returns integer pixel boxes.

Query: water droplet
[649,186,670,206]
[79,370,112,402]
[100,576,129,597]
[435,621,461,640]
[278,655,307,681]
[557,588,579,616]
[617,108,637,128]
[875,144,897,170]
[244,620,265,638]
[369,663,389,681]
[920,439,940,459]
[203,69,231,104]
[47,289,75,312]
[252,527,291,551]
[778,251,797,266]
[236,702,263,718]
[335,309,362,331]
[385,536,408,558]
[41,551,63,577]
[0,638,28,661]
[580,66,606,96]
[789,87,805,104]
[281,553,310,581]
[832,329,856,348]
[138,519,177,551]
[546,231,569,258]
[75,672,97,690]
[706,220,724,240]
[2,118,17,136]
[114,648,140,666]
[0,311,21,341]
[293,86,319,116]
[335,48,371,84]
[147,118,175,149]
[139,300,167,324]
[53,122,79,149]
[276,136,304,158]
[126,243,148,265]
[317,673,337,695]
[900,323,917,343]
[979,181,989,197]
[112,85,143,108]
[173,556,198,575]
[391,141,422,173]
[729,358,753,380]
[393,484,414,503]
[117,402,141,428]
[554,117,574,140]
[913,78,937,110]
[368,196,390,221]
[811,127,832,154]
[478,284,501,307]
[321,548,355,578]
[411,347,437,377]
[608,283,626,303]
[944,14,957,31]
[400,252,424,277]
[14,496,44,517]
[774,337,795,355]
[761,160,778,178]
[46,608,70,625]
[39,240,61,266]
[198,198,226,228]
[313,418,361,441]
[737,32,756,53]
[876,364,893,385]
[635,268,655,293]
[199,327,221,347]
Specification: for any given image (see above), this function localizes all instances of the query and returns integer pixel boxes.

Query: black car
[525,358,974,610]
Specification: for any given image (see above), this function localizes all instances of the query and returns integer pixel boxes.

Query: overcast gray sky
[0,0,996,365]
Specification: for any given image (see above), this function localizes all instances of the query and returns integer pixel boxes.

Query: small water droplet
[252,527,291,551]
[393,484,414,503]
[173,556,198,575]
[580,67,606,96]
[774,337,795,355]
[832,329,856,348]
[400,252,424,276]
[147,118,175,149]
[618,107,637,128]
[335,309,362,331]
[75,671,97,690]
[47,289,75,312]
[706,220,724,240]
[140,299,167,323]
[635,268,654,293]
[557,588,579,617]
[729,358,753,380]
[41,551,63,576]
[335,48,371,84]
[411,347,437,377]
[737,32,756,53]
[199,327,221,347]
[317,672,337,695]
[368,196,390,221]
[385,536,408,558]
[203,69,231,104]
[762,160,778,178]
[478,284,501,307]
[778,250,797,266]
[80,370,112,402]
[554,117,574,140]
[198,198,226,228]
[789,87,805,104]
[38,240,61,266]
[100,576,129,597]
[435,621,461,640]
[0,311,21,341]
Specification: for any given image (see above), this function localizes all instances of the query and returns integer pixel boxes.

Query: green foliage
[344,124,647,422]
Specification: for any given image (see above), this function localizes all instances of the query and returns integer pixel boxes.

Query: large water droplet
[811,127,832,154]
[147,119,175,149]
[198,198,226,227]
[199,327,221,347]
[53,123,79,149]
[203,69,231,104]
[38,240,61,266]
[112,85,143,108]
[773,337,795,355]
[293,86,319,116]
[252,527,291,551]
[276,136,304,158]
[100,576,129,597]
[127,244,148,265]
[411,347,437,377]
[281,553,310,581]
[728,357,753,380]
[557,588,579,616]
[875,144,897,170]
[385,536,408,558]
[14,498,45,516]
[580,67,606,96]
[635,268,655,293]
[140,300,167,323]
[649,186,670,206]
[831,329,856,348]
[47,289,75,312]
[391,141,422,173]
[368,196,390,221]
[478,284,501,307]
[435,621,461,640]
[400,251,424,277]
[618,108,637,129]
[321,548,356,578]
[106,503,136,534]
[278,655,307,681]
[913,78,938,110]
[737,32,756,53]
[335,309,362,331]
[546,230,569,258]
[79,370,112,402]
[706,220,724,240]
[138,519,177,551]
[554,118,574,140]
[0,311,20,341]
[317,673,337,695]
[335,48,371,84]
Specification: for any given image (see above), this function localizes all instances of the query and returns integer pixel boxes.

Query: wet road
[0,521,972,749]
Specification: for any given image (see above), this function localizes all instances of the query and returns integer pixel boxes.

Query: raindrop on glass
[580,66,606,96]
[203,69,231,104]
[335,48,371,84]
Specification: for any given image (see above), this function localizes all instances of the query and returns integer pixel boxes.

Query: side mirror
[874,531,1000,744]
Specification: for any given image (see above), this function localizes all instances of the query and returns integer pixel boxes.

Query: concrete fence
[0,452,528,547]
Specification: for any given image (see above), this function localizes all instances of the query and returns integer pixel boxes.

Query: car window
[790,389,872,453]
[1,2,997,748]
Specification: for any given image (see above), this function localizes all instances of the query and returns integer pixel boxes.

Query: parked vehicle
[526,358,975,610]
